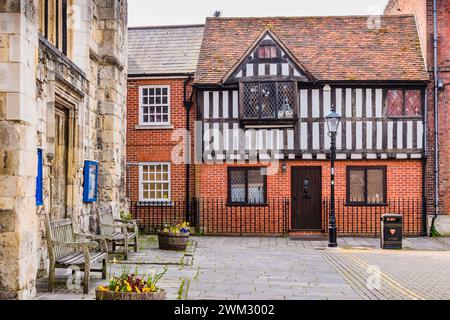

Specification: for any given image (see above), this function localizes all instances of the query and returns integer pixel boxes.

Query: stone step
[288,230,327,240]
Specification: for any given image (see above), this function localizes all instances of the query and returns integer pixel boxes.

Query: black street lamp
[326,111,341,248]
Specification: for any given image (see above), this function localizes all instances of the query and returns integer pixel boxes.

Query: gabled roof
[128,24,204,76]
[194,16,429,84]
[223,29,314,83]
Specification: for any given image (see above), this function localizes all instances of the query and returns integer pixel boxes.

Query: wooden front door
[291,167,322,230]
[50,107,69,220]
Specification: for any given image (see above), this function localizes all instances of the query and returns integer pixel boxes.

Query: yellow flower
[97,286,108,292]
[112,257,118,264]
[143,284,157,293]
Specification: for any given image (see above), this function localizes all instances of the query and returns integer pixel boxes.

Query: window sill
[240,117,298,127]
[135,124,174,130]
[136,201,174,207]
[226,202,268,207]
[345,202,388,207]
[387,115,422,120]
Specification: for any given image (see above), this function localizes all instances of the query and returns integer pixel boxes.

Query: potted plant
[96,266,167,300]
[157,222,190,251]
[119,209,133,222]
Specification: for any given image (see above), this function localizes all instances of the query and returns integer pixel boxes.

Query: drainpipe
[422,91,428,236]
[430,0,439,232]
[184,76,194,221]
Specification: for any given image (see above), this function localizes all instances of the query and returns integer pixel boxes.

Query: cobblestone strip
[348,250,450,300]
[319,249,422,300]
[320,250,384,300]
[345,253,425,300]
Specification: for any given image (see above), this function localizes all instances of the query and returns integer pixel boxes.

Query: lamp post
[326,111,341,247]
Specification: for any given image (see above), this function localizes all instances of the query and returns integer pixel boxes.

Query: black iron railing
[194,198,291,236]
[130,200,191,234]
[130,198,290,236]
[130,197,423,237]
[322,197,423,236]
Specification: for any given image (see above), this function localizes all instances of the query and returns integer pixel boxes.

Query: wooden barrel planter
[96,289,166,300]
[157,232,189,251]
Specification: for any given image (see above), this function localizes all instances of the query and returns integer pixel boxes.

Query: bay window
[241,82,296,121]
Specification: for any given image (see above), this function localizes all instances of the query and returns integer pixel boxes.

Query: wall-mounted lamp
[281,162,287,173]
[437,78,445,91]
[323,84,332,92]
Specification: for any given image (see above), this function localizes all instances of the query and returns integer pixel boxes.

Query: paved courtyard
[35,236,450,300]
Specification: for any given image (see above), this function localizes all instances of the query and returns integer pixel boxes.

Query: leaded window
[347,167,386,205]
[140,86,170,125]
[386,89,422,117]
[228,167,267,205]
[242,82,295,120]
[140,163,170,202]
[256,45,278,59]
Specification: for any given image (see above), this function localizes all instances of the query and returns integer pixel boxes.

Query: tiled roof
[194,16,428,84]
[128,25,204,76]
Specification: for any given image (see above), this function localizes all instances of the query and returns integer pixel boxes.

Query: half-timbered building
[193,16,429,236]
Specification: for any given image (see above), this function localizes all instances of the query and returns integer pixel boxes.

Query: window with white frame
[139,163,170,202]
[140,86,170,125]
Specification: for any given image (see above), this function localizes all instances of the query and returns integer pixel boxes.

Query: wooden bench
[45,216,108,294]
[98,208,138,260]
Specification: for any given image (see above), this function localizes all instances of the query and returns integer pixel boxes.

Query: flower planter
[157,232,189,251]
[96,289,166,300]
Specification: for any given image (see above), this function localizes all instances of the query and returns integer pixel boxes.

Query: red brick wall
[432,0,450,216]
[196,160,423,235]
[386,0,450,216]
[198,160,422,199]
[126,78,196,202]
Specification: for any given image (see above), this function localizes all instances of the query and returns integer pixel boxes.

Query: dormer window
[256,45,278,59]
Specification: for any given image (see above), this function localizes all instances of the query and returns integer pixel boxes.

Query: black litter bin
[381,214,402,249]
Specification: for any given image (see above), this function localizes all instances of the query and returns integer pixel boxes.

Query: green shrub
[430,226,442,237]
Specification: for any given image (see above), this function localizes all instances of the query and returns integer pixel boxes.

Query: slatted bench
[45,216,108,294]
[98,208,138,260]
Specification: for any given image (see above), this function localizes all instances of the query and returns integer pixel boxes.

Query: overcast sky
[128,0,390,27]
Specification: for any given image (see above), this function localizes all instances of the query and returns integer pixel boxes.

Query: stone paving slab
[35,236,450,300]
[337,236,449,251]
[111,236,196,266]
[186,237,360,300]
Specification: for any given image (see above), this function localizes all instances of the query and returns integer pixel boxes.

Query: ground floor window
[346,166,386,205]
[139,162,170,202]
[228,167,267,205]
